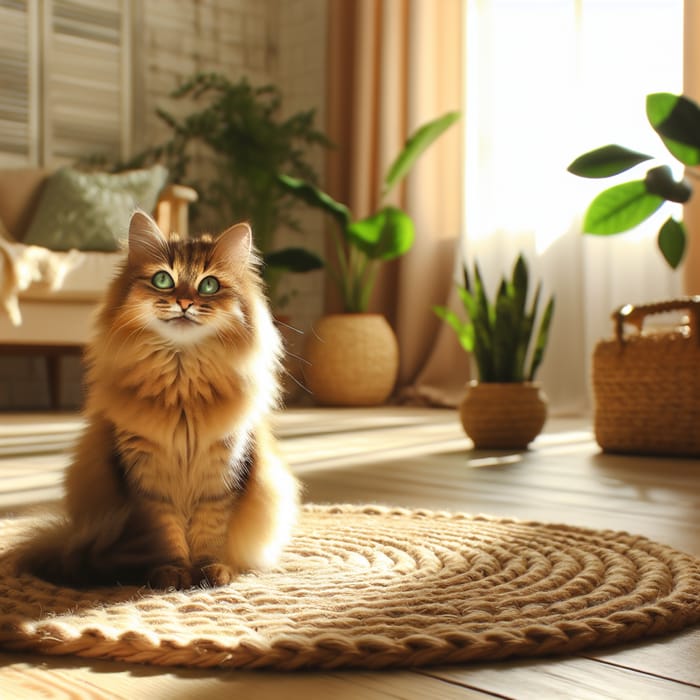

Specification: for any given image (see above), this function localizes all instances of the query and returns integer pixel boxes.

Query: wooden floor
[0,407,698,699]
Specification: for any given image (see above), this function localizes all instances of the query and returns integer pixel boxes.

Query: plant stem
[348,246,362,311]
[326,223,351,308]
[359,259,378,312]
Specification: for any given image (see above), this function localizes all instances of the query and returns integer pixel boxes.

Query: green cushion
[23,165,168,251]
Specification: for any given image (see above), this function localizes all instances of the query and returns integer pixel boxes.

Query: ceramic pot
[459,381,548,449]
[302,313,399,406]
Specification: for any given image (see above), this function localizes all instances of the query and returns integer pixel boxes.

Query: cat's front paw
[148,564,193,590]
[192,560,234,587]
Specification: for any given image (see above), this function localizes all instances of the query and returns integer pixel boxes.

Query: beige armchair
[0,168,197,408]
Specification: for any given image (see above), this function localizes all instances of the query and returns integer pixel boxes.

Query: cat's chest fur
[94,348,254,512]
[117,418,243,512]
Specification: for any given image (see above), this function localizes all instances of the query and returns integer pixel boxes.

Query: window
[463,0,685,411]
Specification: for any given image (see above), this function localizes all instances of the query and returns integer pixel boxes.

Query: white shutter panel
[45,0,130,166]
[0,0,38,166]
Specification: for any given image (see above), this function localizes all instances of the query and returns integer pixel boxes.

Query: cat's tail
[15,507,163,587]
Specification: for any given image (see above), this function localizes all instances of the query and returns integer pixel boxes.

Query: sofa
[0,167,197,408]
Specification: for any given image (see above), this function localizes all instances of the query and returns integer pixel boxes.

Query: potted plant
[434,254,555,449]
[568,92,700,269]
[124,72,329,310]
[279,111,460,405]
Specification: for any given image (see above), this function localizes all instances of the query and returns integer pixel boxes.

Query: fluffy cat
[19,210,299,589]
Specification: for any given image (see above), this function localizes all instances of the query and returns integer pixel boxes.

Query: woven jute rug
[0,504,698,671]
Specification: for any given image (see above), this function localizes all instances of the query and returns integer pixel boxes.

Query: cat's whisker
[284,350,311,367]
[281,367,313,395]
[275,319,303,334]
[308,325,326,343]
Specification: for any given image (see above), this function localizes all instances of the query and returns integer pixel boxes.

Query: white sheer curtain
[463,0,684,413]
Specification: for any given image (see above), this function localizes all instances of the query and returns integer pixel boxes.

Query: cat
[19,210,300,589]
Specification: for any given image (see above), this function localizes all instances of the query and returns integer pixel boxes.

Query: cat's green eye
[198,276,220,295]
[152,271,175,290]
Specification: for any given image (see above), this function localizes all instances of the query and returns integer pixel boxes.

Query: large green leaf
[583,180,664,234]
[277,174,352,230]
[644,165,692,203]
[263,247,324,273]
[657,217,686,269]
[346,206,415,260]
[382,111,460,197]
[567,144,653,178]
[647,93,700,165]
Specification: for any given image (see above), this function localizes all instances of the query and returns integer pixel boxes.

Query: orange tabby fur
[19,211,299,588]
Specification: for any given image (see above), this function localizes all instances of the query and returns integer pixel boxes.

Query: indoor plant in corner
[280,111,460,406]
[434,254,555,449]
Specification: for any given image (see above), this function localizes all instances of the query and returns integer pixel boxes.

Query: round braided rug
[0,504,698,671]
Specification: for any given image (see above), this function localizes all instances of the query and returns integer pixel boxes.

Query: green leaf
[346,206,415,260]
[583,180,665,235]
[263,247,324,273]
[433,306,474,353]
[457,286,477,321]
[528,282,542,330]
[644,165,692,203]
[470,262,495,381]
[462,261,471,293]
[567,144,653,178]
[493,284,518,381]
[277,174,352,230]
[647,93,700,165]
[382,111,460,197]
[528,296,555,381]
[472,328,493,382]
[510,254,528,318]
[657,217,686,269]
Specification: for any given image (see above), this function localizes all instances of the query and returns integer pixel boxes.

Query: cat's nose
[177,299,194,312]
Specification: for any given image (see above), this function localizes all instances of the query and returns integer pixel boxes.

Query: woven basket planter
[302,313,399,406]
[593,298,700,456]
[459,381,548,449]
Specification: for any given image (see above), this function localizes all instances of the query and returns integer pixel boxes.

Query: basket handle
[612,296,700,345]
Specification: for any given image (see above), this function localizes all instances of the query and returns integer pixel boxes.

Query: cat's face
[122,211,255,347]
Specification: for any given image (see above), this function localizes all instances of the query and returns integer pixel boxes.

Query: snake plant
[434,254,555,382]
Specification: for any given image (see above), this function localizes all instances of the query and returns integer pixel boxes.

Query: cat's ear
[128,210,168,265]
[213,222,253,268]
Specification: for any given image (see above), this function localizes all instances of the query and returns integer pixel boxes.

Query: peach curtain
[683,0,700,294]
[325,0,469,405]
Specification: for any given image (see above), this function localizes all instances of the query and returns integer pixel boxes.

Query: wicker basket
[593,297,700,456]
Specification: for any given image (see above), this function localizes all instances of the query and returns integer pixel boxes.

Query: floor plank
[421,656,700,700]
[0,653,494,700]
[586,627,700,687]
